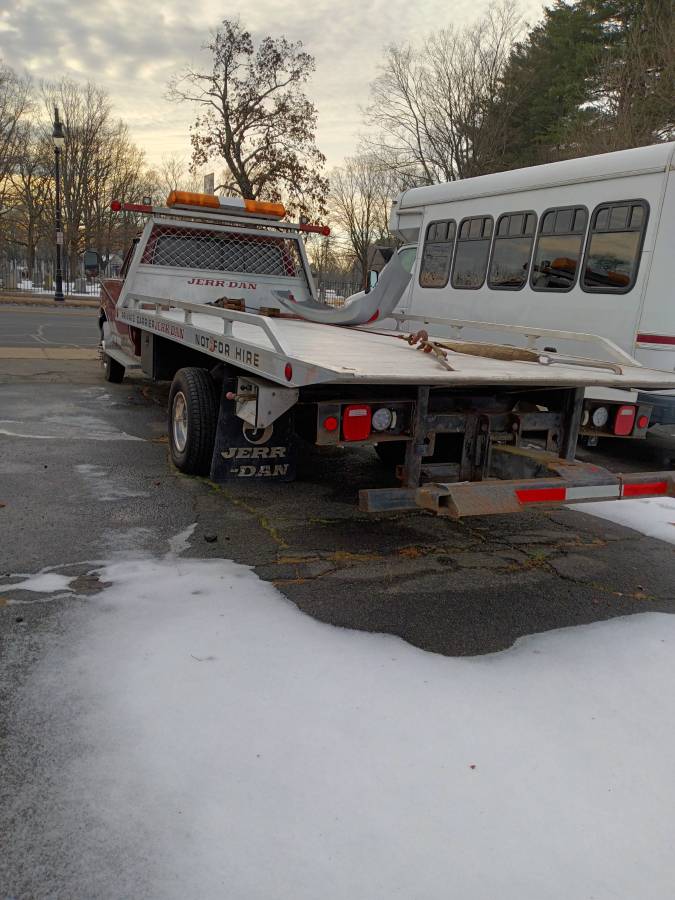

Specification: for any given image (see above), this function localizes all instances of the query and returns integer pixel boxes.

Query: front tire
[103,353,125,383]
[168,367,219,475]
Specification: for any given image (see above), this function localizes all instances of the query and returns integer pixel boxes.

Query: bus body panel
[636,166,675,375]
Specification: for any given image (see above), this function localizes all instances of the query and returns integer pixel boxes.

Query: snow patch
[75,463,150,501]
[99,526,157,558]
[574,496,675,545]
[166,522,197,557]
[0,416,143,442]
[6,572,74,593]
[18,539,675,899]
[0,427,55,440]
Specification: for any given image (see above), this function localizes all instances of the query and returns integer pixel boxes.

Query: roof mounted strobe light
[165,191,286,219]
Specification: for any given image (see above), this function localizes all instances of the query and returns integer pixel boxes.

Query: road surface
[0,305,99,348]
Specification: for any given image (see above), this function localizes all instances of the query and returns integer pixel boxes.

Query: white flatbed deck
[117,298,675,392]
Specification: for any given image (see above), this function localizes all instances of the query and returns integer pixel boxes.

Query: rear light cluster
[318,403,405,444]
[581,402,651,436]
[613,404,636,436]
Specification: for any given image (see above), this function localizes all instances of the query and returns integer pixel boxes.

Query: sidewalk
[0,290,99,309]
[0,347,99,360]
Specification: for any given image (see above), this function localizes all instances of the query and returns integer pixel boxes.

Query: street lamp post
[52,106,65,302]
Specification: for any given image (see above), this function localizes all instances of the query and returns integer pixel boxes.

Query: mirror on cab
[366,270,379,293]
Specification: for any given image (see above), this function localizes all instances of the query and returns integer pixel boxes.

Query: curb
[0,292,99,309]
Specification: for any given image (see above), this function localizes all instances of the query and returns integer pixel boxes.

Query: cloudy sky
[1,0,546,172]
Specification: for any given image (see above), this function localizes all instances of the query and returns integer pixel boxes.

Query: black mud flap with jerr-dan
[209,393,296,483]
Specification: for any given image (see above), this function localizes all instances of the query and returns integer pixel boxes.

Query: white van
[387,142,675,432]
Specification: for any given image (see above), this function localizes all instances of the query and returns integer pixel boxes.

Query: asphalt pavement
[0,305,99,348]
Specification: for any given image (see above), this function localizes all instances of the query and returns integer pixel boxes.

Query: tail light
[342,405,372,441]
[613,404,636,436]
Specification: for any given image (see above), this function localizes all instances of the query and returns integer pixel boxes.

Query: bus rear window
[581,200,648,293]
[531,206,588,292]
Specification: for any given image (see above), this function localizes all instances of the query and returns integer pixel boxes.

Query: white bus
[387,141,675,434]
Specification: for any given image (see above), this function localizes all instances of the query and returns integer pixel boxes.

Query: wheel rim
[172,391,188,453]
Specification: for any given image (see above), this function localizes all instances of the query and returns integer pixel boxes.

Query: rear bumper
[360,465,675,518]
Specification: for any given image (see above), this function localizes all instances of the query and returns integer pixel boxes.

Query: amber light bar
[166,191,286,219]
[110,194,330,234]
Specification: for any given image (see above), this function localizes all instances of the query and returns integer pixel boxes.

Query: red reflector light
[284,363,293,382]
[613,404,636,436]
[299,223,331,236]
[516,487,567,504]
[110,199,122,212]
[323,416,339,432]
[637,414,649,429]
[120,201,152,214]
[342,404,372,441]
[622,481,668,498]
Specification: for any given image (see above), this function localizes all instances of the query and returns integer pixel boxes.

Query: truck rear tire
[168,367,219,476]
[103,353,125,384]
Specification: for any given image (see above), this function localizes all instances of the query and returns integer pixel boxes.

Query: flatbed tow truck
[99,191,675,518]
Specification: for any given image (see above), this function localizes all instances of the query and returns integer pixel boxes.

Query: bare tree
[168,19,328,215]
[364,1,522,184]
[0,62,31,213]
[329,155,395,288]
[306,232,351,283]
[146,152,203,203]
[5,125,52,269]
[40,80,150,272]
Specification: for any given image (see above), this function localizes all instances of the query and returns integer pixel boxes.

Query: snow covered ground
[8,502,675,899]
[575,495,675,546]
[14,278,99,296]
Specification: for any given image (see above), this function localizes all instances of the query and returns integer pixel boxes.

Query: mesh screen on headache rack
[141,225,304,278]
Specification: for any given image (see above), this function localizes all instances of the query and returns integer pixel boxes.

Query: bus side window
[530,206,588,292]
[419,220,456,288]
[488,211,537,290]
[451,216,494,289]
[581,200,649,293]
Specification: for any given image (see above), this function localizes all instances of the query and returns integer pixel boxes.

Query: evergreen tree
[496,2,605,168]
[496,0,674,168]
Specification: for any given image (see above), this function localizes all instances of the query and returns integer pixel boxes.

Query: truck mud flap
[210,392,296,483]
